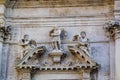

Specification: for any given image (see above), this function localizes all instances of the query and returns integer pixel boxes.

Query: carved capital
[0,26,12,41]
[104,20,120,40]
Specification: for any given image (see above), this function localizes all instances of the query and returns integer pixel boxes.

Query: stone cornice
[4,40,109,46]
[6,0,113,8]
[16,64,96,70]
[0,0,6,5]
[6,17,111,27]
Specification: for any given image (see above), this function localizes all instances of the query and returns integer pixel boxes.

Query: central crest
[49,26,65,63]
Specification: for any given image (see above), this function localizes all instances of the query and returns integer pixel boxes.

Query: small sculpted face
[80,31,86,38]
[24,34,29,41]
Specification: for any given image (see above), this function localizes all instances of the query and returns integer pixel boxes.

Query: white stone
[0,0,118,80]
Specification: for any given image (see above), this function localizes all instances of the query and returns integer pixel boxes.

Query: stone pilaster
[1,43,10,80]
[109,38,115,80]
[0,0,6,80]
[114,29,120,80]
[0,40,3,80]
[105,20,120,80]
[82,69,91,80]
[114,0,120,19]
[106,19,120,80]
[18,69,31,80]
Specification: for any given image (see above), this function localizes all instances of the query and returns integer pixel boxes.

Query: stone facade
[0,0,120,80]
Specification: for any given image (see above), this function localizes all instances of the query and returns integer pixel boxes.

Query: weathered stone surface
[32,71,82,80]
[0,0,119,80]
[1,44,10,80]
[7,0,113,8]
[0,42,3,80]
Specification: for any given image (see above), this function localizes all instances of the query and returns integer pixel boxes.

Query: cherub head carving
[80,31,86,38]
[23,34,29,41]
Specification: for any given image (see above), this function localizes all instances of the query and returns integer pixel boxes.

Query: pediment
[16,29,99,71]
[68,46,97,66]
[16,46,98,70]
[16,46,46,68]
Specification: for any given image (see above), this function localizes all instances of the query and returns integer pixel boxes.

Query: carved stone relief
[73,31,91,57]
[20,34,37,59]
[104,20,120,39]
[48,26,68,63]
[16,26,99,80]
[0,26,12,41]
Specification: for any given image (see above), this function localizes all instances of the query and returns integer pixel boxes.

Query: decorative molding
[6,0,113,8]
[6,17,109,27]
[2,40,109,45]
